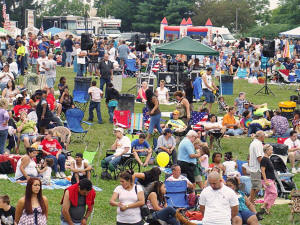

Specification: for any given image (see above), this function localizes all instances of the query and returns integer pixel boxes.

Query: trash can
[74,77,92,92]
[117,94,135,114]
[221,75,233,95]
[279,101,296,120]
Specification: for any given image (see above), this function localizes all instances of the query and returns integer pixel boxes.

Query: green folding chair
[82,142,101,176]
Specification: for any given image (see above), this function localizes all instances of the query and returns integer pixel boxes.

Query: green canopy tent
[152,36,219,56]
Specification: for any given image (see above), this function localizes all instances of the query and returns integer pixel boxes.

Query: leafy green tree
[165,0,194,25]
[41,0,89,17]
[247,0,270,24]
[271,0,300,26]
[244,23,293,39]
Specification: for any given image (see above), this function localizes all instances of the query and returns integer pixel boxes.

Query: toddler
[223,152,240,177]
[37,158,54,185]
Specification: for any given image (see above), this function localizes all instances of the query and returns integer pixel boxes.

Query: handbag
[134,185,150,219]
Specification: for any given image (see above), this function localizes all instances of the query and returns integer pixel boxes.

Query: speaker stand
[255,58,275,96]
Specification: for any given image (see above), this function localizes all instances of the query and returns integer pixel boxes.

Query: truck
[211,26,237,44]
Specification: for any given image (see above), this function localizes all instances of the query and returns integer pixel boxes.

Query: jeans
[102,155,121,169]
[100,77,110,97]
[88,101,102,123]
[148,113,162,134]
[24,53,28,69]
[0,129,8,154]
[61,51,66,67]
[17,56,25,75]
[248,123,262,136]
[46,154,66,173]
[226,128,243,136]
[108,106,116,123]
[152,206,180,225]
[77,64,85,76]
[61,221,81,225]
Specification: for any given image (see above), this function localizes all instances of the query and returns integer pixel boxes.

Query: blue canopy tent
[44,27,65,36]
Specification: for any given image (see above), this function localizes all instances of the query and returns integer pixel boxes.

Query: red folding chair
[113,110,131,129]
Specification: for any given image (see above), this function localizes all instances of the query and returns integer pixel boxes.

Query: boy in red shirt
[41,129,66,178]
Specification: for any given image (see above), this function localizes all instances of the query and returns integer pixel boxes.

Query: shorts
[66,52,72,63]
[46,77,56,88]
[295,151,300,160]
[203,89,215,103]
[178,160,196,183]
[88,62,98,73]
[20,134,37,142]
[137,151,148,157]
[238,210,256,224]
[250,171,262,190]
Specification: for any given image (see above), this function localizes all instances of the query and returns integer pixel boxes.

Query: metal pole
[235,8,238,32]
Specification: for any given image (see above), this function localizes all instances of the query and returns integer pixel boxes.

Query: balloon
[156,152,169,167]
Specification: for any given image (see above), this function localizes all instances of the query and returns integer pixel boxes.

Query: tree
[247,0,270,24]
[244,23,293,39]
[132,0,169,33]
[192,0,256,33]
[41,0,89,17]
[271,0,300,26]
[165,0,195,25]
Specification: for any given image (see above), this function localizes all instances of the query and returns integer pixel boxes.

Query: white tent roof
[279,26,300,38]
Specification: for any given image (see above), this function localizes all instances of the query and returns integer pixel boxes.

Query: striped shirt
[249,138,264,172]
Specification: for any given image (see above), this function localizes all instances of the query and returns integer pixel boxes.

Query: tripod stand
[255,57,275,96]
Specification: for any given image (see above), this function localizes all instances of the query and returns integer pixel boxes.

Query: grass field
[0,67,299,225]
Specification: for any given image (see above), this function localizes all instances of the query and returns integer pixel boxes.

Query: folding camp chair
[65,108,92,141]
[130,113,144,134]
[23,73,44,94]
[73,90,89,112]
[165,180,189,208]
[124,59,138,77]
[83,142,101,177]
[113,110,131,129]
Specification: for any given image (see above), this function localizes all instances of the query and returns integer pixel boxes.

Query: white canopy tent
[279,26,300,38]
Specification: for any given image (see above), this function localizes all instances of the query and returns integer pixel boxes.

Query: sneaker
[56,172,62,178]
[60,172,66,178]
[292,168,297,174]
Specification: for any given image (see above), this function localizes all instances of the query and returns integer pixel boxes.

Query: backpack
[0,161,14,174]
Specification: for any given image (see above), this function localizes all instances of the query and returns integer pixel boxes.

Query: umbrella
[44,27,64,36]
[56,30,78,39]
[0,28,8,36]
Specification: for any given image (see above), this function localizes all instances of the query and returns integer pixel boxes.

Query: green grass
[0,67,299,225]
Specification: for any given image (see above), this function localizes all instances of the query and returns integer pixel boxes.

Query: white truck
[212,27,236,44]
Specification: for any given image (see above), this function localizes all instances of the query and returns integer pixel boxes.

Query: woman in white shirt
[156,80,169,104]
[0,64,14,91]
[15,147,38,182]
[110,170,145,225]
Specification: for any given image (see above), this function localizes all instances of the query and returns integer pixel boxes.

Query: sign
[25,9,35,28]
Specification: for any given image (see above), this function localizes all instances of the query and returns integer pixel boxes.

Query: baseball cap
[173,110,180,115]
[114,127,124,134]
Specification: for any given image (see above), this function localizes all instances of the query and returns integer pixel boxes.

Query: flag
[2,0,10,30]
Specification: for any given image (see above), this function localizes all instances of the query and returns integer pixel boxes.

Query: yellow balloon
[156,152,170,167]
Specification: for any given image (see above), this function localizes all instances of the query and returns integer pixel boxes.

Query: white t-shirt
[166,175,192,186]
[88,86,103,102]
[128,52,137,59]
[114,184,143,223]
[223,160,237,176]
[0,72,14,84]
[108,47,116,62]
[15,156,38,179]
[41,166,52,181]
[45,59,57,78]
[284,138,300,150]
[156,87,169,101]
[37,57,49,73]
[202,73,212,90]
[199,185,239,225]
[9,62,18,75]
[24,39,29,54]
[77,48,87,64]
[249,138,264,172]
[115,136,131,156]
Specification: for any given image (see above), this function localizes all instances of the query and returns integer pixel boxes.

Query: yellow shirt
[17,45,25,56]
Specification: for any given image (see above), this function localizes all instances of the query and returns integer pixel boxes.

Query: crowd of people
[0,31,299,225]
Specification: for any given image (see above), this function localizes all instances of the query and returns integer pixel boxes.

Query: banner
[25,9,35,28]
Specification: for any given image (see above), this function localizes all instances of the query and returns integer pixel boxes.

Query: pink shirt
[200,154,209,169]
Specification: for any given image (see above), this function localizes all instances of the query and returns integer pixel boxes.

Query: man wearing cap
[157,128,177,165]
[200,67,218,113]
[177,130,201,184]
[101,128,131,171]
[16,41,26,76]
[165,110,187,132]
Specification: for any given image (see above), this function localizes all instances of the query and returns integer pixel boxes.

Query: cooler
[220,75,233,95]
[279,101,296,119]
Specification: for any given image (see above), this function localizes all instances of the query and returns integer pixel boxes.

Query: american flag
[2,0,10,30]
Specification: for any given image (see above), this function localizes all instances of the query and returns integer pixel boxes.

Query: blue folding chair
[125,59,138,77]
[236,160,247,176]
[165,180,189,208]
[73,90,89,112]
[65,108,92,141]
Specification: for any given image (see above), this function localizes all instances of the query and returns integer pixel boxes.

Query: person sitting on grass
[101,127,131,172]
[157,128,177,165]
[15,147,38,182]
[133,167,161,195]
[70,153,92,184]
[131,133,152,167]
[271,110,290,137]
[0,195,16,225]
[226,178,259,225]
[222,107,244,136]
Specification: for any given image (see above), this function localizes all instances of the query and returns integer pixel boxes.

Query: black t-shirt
[36,97,53,120]
[0,206,15,225]
[138,171,158,186]
[260,157,276,180]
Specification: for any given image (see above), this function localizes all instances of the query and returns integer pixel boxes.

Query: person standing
[249,130,265,204]
[88,43,99,76]
[117,41,129,69]
[88,80,103,124]
[16,41,26,76]
[108,42,116,62]
[285,131,300,173]
[200,67,218,113]
[0,99,9,154]
[199,171,239,225]
[174,91,190,125]
[177,130,200,184]
[105,83,120,123]
[61,179,96,225]
[64,35,74,68]
[76,44,87,77]
[260,144,278,215]
[37,50,49,87]
[44,53,57,89]
[15,178,48,225]
[29,36,39,73]
[98,54,113,96]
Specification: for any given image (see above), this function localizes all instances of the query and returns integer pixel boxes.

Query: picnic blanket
[8,177,102,192]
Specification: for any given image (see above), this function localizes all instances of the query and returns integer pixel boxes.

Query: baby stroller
[269,143,297,198]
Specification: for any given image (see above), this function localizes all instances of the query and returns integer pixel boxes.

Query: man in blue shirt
[64,35,74,68]
[177,130,201,184]
[38,37,49,53]
[117,41,129,69]
[132,133,152,167]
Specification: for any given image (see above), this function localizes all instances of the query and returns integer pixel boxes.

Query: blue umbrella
[44,27,65,36]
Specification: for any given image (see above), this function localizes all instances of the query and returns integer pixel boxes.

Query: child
[193,138,205,189]
[88,80,103,124]
[223,152,239,177]
[37,158,54,185]
[0,195,15,225]
[58,76,68,96]
[218,96,229,112]
[199,146,210,173]
[106,83,120,123]
[210,152,225,174]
